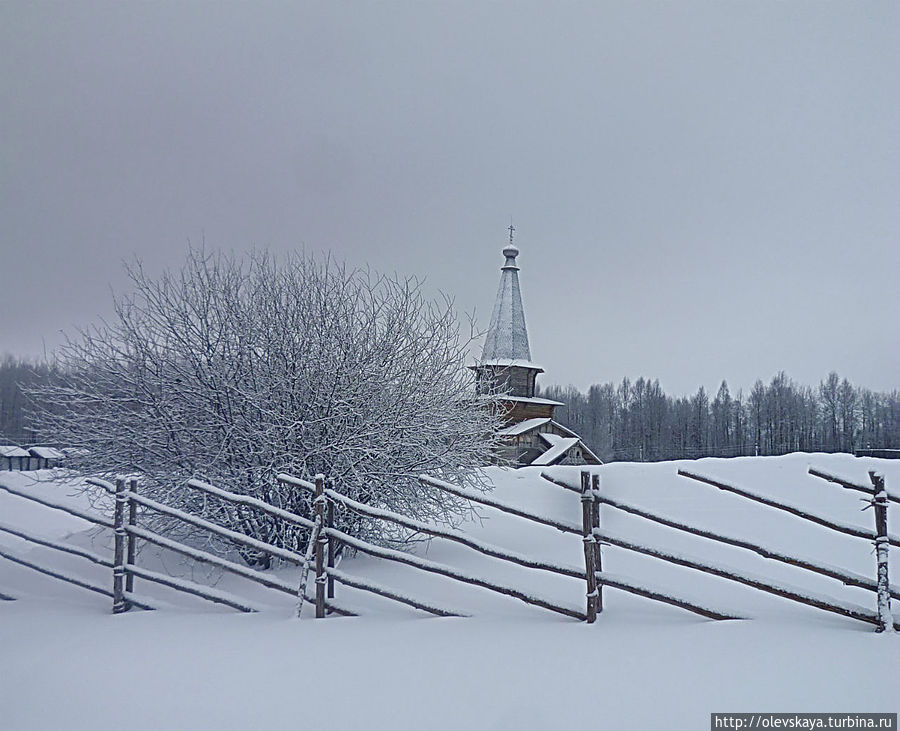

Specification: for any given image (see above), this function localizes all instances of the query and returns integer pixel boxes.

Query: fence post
[591,473,602,614]
[112,478,127,614]
[869,471,892,633]
[314,474,326,619]
[327,478,335,600]
[581,471,598,623]
[124,478,138,606]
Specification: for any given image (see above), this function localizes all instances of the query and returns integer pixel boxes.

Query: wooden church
[471,234,601,467]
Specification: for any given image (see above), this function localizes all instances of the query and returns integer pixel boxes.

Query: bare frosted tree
[28,249,504,565]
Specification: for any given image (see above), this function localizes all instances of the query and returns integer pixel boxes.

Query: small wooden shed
[0,445,31,471]
[29,446,66,470]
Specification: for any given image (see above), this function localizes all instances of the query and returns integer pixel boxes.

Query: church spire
[481,236,534,365]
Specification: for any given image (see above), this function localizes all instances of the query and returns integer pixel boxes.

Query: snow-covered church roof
[480,244,541,370]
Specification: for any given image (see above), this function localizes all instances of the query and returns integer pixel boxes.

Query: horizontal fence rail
[127,492,310,566]
[0,481,114,528]
[325,567,465,618]
[86,475,353,615]
[590,525,893,629]
[808,468,900,504]
[678,470,900,548]
[6,461,890,630]
[594,571,744,621]
[278,471,592,620]
[0,521,113,568]
[283,475,585,581]
[0,542,114,602]
[418,472,740,623]
[0,541,155,611]
[125,488,353,616]
[0,477,155,610]
[321,524,587,620]
[541,473,900,601]
[187,478,317,531]
[544,468,897,631]
[126,524,354,617]
[124,564,261,614]
[417,474,582,535]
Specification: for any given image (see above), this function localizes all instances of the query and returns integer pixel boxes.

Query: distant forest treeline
[0,356,58,444]
[3,355,898,462]
[541,372,899,463]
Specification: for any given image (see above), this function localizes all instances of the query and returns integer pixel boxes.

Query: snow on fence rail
[678,468,895,632]
[6,463,888,630]
[678,470,900,548]
[0,479,155,610]
[807,468,900,504]
[541,473,900,602]
[0,467,743,623]
[540,467,895,633]
[278,471,742,623]
[542,473,900,629]
[84,476,354,617]
[277,472,588,620]
[805,468,895,632]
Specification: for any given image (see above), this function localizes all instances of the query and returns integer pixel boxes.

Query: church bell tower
[471,228,558,424]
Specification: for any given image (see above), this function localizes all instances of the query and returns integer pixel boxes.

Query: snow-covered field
[2,454,898,730]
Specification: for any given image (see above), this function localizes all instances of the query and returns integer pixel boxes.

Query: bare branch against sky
[1,2,897,395]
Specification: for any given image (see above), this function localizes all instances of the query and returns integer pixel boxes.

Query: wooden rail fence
[678,468,895,632]
[0,469,742,623]
[0,480,154,610]
[2,462,891,631]
[538,467,896,633]
[272,471,741,623]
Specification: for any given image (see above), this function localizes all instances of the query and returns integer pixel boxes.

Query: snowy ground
[1,454,898,730]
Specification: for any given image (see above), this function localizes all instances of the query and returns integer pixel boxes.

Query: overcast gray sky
[2,1,898,396]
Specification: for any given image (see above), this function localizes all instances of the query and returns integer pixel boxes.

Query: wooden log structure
[115,482,356,616]
[296,516,321,618]
[541,472,900,600]
[125,491,310,567]
[0,542,111,603]
[130,476,356,617]
[128,525,298,595]
[84,476,116,493]
[327,478,336,599]
[189,477,316,531]
[124,564,260,614]
[678,470,900,548]
[284,471,587,619]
